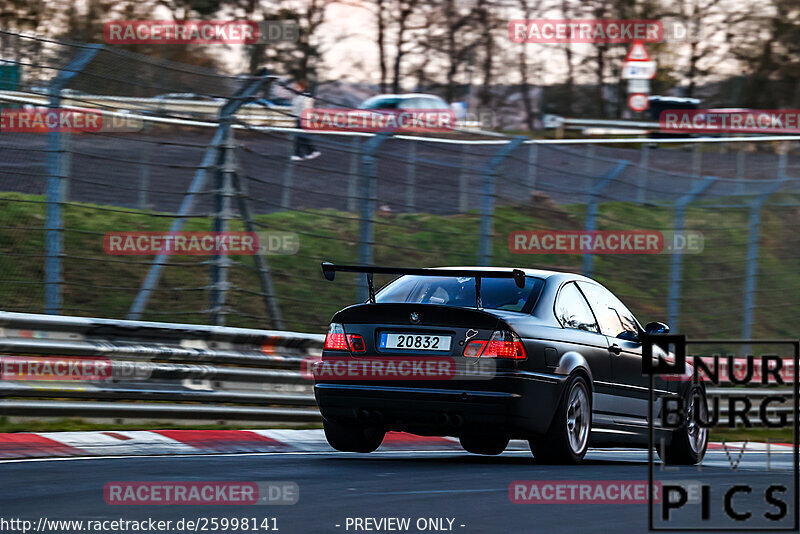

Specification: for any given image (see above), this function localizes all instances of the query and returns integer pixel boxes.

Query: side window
[555,282,600,333]
[578,282,639,338]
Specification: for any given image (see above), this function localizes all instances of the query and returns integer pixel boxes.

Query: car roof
[432,266,593,283]
[365,93,445,100]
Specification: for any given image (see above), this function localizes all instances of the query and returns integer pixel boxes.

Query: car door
[577,282,649,425]
[552,282,616,426]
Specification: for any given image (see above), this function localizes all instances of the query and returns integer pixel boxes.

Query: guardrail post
[347,136,360,212]
[44,44,102,315]
[741,172,789,349]
[407,140,417,212]
[209,127,236,325]
[478,136,526,266]
[636,144,649,204]
[128,73,275,320]
[667,176,717,332]
[582,160,629,277]
[357,133,389,302]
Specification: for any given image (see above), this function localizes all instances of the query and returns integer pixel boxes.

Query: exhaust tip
[451,414,464,427]
[436,413,451,426]
[356,409,370,422]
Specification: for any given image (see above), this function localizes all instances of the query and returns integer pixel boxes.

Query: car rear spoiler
[321,262,526,307]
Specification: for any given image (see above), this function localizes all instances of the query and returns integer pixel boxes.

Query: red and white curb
[0,429,476,459]
[0,430,792,459]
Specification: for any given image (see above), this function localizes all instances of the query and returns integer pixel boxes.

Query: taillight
[324,324,366,353]
[324,323,349,351]
[464,331,526,359]
[347,334,366,353]
[463,340,487,357]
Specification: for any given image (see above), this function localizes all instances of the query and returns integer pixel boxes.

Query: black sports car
[314,263,707,465]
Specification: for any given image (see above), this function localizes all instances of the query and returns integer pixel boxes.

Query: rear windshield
[375,275,544,313]
[359,97,401,109]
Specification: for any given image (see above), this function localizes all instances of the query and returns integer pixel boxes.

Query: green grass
[710,427,795,443]
[1,191,798,338]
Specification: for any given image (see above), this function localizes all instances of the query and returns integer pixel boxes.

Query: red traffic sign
[628,93,649,112]
[625,40,651,62]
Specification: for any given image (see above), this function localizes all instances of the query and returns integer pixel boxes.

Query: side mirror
[644,321,670,335]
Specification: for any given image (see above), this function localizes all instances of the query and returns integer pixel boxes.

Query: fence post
[208,127,236,325]
[478,136,526,266]
[406,140,417,213]
[281,133,295,210]
[582,160,629,277]
[584,144,595,181]
[736,149,746,194]
[43,44,102,315]
[347,136,360,212]
[741,172,789,346]
[457,144,470,213]
[667,176,717,332]
[636,144,649,204]
[128,73,275,320]
[692,144,702,177]
[61,131,72,201]
[138,121,151,209]
[356,133,389,302]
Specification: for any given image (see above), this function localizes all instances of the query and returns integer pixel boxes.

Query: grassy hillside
[0,192,798,340]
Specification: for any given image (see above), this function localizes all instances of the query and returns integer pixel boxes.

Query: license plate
[379,333,451,351]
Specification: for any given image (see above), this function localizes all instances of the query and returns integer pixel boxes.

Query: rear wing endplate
[320,262,526,307]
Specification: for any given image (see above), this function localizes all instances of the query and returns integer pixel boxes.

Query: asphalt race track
[1,131,796,216]
[1,447,795,534]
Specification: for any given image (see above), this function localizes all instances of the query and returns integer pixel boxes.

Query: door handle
[608,344,622,355]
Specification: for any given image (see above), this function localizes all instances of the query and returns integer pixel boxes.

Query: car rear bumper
[314,370,567,437]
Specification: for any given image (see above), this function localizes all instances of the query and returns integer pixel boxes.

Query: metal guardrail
[0,90,296,126]
[0,312,322,423]
[0,312,793,426]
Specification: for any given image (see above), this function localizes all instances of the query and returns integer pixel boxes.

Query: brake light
[324,323,349,351]
[465,331,526,359]
[347,334,366,353]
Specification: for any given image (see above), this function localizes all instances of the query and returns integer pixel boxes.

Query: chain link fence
[1,30,799,339]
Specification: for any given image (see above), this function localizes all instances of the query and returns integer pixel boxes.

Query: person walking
[291,79,320,161]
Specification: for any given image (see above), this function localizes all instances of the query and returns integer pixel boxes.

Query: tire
[657,385,708,465]
[323,419,385,453]
[530,375,591,464]
[459,433,509,455]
